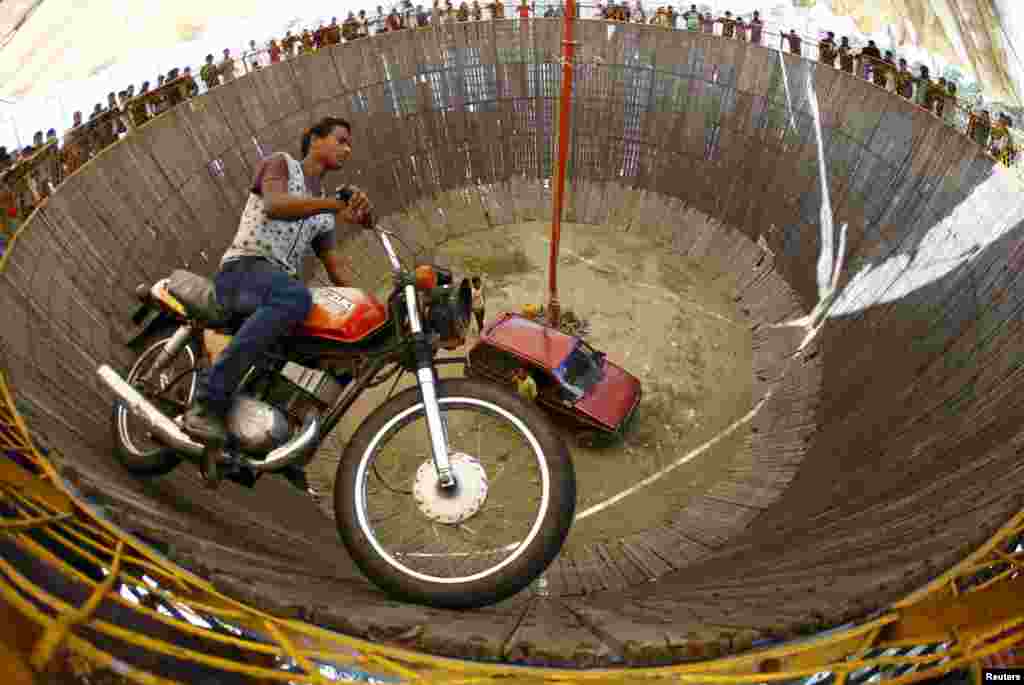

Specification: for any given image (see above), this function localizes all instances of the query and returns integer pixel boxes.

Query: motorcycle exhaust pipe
[97,365,321,472]
[98,365,205,458]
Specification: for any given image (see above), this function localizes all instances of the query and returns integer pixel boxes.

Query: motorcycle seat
[166,270,231,325]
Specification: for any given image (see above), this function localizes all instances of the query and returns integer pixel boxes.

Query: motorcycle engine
[227,363,348,454]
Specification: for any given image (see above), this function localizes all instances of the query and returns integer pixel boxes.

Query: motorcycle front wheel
[335,378,575,609]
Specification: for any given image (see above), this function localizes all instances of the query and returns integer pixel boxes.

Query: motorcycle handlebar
[335,186,400,270]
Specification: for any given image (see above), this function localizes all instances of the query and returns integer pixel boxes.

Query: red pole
[547,0,576,329]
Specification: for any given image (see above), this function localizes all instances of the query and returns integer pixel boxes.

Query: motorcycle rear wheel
[335,377,575,609]
[111,332,198,477]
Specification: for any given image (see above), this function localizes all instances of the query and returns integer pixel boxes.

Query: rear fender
[126,306,181,349]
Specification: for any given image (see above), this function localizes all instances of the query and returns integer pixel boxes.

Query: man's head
[206,54,214,64]
[301,116,353,170]
[157,74,165,85]
[472,276,482,287]
[73,111,82,126]
[223,48,231,58]
[868,40,875,46]
[827,31,834,38]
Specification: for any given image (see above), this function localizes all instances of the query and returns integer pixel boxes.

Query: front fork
[403,283,455,489]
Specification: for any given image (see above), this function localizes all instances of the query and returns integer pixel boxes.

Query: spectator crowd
[0,0,1017,243]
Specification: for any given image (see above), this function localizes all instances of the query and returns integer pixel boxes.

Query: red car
[466,312,642,444]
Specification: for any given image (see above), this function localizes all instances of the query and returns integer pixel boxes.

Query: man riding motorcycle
[182,116,373,492]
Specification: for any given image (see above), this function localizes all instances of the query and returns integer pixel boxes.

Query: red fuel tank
[297,288,389,343]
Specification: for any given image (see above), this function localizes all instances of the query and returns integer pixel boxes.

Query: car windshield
[555,341,605,400]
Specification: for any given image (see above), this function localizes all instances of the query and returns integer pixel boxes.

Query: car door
[468,343,521,386]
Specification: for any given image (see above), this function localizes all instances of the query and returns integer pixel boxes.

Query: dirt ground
[308,221,754,554]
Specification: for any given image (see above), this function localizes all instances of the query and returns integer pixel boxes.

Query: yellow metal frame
[1,346,1023,682]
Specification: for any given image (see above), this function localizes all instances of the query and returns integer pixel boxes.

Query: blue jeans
[197,259,313,414]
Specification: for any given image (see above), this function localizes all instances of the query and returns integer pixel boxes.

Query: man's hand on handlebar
[335,185,375,227]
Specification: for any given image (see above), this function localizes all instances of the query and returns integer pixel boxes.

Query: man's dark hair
[301,117,352,157]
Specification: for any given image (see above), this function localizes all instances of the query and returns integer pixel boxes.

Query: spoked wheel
[112,333,198,476]
[335,378,575,609]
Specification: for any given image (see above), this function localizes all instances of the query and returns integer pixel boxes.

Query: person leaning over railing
[818,31,837,67]
[164,68,184,109]
[990,114,1015,163]
[200,54,220,91]
[835,36,853,74]
[242,40,262,72]
[869,50,894,89]
[968,109,992,148]
[60,112,86,177]
[220,48,237,82]
[735,16,748,41]
[748,11,763,44]
[683,5,698,31]
[325,17,342,46]
[782,29,802,57]
[928,76,948,117]
[300,28,315,53]
[941,80,959,126]
[342,13,359,41]
[912,65,931,109]
[895,58,914,99]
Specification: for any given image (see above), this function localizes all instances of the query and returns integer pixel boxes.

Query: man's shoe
[281,464,320,500]
[183,403,229,446]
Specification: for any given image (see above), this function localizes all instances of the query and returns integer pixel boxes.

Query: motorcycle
[96,192,576,609]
